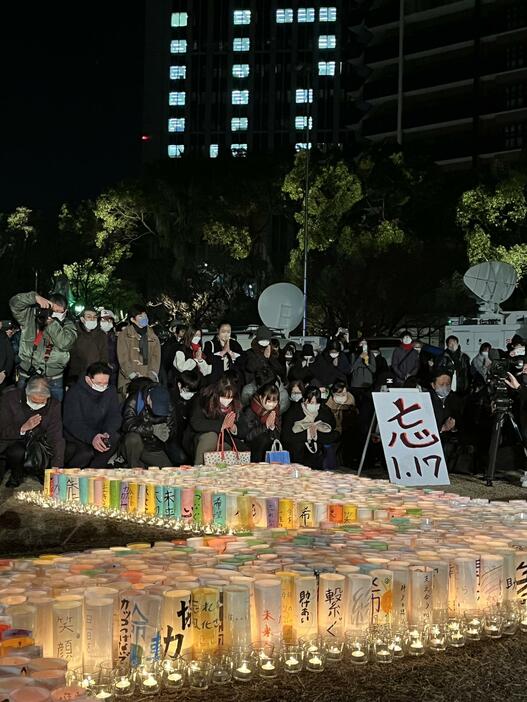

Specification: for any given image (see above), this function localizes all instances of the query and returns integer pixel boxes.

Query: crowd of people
[0,289,526,488]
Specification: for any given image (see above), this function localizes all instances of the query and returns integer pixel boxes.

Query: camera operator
[504,357,527,447]
[9,291,77,402]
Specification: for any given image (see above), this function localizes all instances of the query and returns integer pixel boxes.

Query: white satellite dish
[463,261,517,315]
[258,283,304,335]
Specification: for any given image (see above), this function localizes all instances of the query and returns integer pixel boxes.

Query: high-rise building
[143,1,369,161]
[356,0,527,170]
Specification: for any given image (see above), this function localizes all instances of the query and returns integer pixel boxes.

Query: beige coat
[117,324,161,395]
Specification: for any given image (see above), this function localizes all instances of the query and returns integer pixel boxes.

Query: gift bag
[204,430,251,466]
[265,439,291,465]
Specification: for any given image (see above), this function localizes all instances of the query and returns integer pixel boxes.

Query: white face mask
[52,311,66,322]
[83,319,98,331]
[290,393,302,402]
[219,397,232,407]
[361,343,368,351]
[285,353,293,360]
[27,398,47,411]
[91,382,108,393]
[334,394,347,405]
[180,390,195,401]
[329,351,339,359]
[402,336,412,345]
[320,390,329,400]
[100,320,113,333]
[264,401,278,411]
[191,335,201,345]
[481,351,489,358]
[258,340,270,347]
[305,403,320,414]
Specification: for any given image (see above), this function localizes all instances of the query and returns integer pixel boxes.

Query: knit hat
[255,325,273,343]
[99,309,115,320]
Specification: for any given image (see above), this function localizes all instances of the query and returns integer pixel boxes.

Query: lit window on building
[319,7,337,22]
[232,90,249,105]
[231,117,248,131]
[170,65,186,80]
[168,145,185,158]
[170,40,187,54]
[295,143,312,151]
[210,144,219,158]
[233,10,251,25]
[232,63,250,78]
[169,92,186,106]
[168,118,185,132]
[319,35,337,49]
[298,8,315,22]
[276,9,294,23]
[295,116,313,130]
[171,12,188,27]
[318,61,336,76]
[296,89,313,103]
[233,37,250,52]
[231,143,248,157]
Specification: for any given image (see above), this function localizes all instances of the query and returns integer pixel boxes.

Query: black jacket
[310,352,350,387]
[429,389,465,432]
[237,405,281,444]
[244,347,285,384]
[122,382,172,448]
[281,402,339,455]
[0,387,65,466]
[188,395,238,436]
[0,330,15,387]
[436,349,471,395]
[63,377,121,448]
[67,324,109,383]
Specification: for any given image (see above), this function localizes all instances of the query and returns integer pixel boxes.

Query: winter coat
[428,389,465,433]
[188,396,238,437]
[67,323,109,383]
[203,337,245,383]
[471,353,491,384]
[288,359,316,384]
[173,345,211,377]
[0,387,65,466]
[237,402,281,444]
[241,380,290,414]
[10,291,77,378]
[326,392,356,434]
[310,352,350,387]
[349,353,377,388]
[122,382,173,450]
[0,330,15,387]
[244,343,285,384]
[106,330,119,386]
[117,324,161,394]
[63,377,122,449]
[436,349,471,395]
[281,401,339,465]
[391,346,420,383]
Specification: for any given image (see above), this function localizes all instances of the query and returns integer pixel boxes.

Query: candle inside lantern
[114,679,131,690]
[142,676,157,688]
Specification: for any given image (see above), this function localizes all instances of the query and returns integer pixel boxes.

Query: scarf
[250,396,281,427]
[133,324,149,364]
[292,404,332,434]
[326,392,355,412]
[401,342,413,352]
[191,342,201,359]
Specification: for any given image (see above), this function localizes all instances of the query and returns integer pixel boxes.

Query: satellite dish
[463,261,517,315]
[258,283,304,335]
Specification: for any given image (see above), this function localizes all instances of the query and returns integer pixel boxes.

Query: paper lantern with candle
[408,566,433,625]
[84,597,113,670]
[129,593,162,665]
[254,580,282,643]
[292,575,317,641]
[223,585,251,649]
[191,587,221,655]
[370,569,393,626]
[453,558,478,612]
[52,598,83,670]
[161,589,192,658]
[345,574,372,632]
[318,573,346,639]
[479,554,504,609]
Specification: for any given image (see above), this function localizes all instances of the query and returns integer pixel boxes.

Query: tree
[457,173,527,279]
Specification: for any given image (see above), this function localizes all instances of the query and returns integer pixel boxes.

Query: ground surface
[0,469,526,701]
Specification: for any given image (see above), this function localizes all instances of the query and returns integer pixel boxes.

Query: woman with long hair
[238,381,281,461]
[173,325,211,378]
[189,373,243,464]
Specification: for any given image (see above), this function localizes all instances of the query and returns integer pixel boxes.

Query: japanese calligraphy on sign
[372,390,449,486]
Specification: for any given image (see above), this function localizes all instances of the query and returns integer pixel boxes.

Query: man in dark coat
[0,376,64,486]
[429,370,472,473]
[67,308,109,385]
[63,361,121,467]
[436,335,471,396]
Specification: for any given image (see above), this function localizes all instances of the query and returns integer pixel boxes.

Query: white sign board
[372,390,450,487]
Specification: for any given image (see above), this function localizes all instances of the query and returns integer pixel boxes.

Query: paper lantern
[161,589,192,657]
[318,573,346,638]
[83,597,113,670]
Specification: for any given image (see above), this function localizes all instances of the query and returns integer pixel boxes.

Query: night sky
[1,1,145,213]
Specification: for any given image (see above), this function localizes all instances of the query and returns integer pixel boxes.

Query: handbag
[204,430,251,467]
[24,429,52,471]
[265,439,291,465]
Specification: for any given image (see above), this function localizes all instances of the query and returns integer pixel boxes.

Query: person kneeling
[121,382,175,467]
[282,386,339,469]
[0,377,64,487]
[63,362,121,468]
[238,382,281,462]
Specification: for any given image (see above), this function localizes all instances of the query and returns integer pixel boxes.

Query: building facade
[143,0,369,161]
[357,0,527,169]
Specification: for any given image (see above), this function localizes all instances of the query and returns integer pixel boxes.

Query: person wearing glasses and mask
[117,304,161,398]
[0,376,64,487]
[67,308,108,386]
[63,362,121,467]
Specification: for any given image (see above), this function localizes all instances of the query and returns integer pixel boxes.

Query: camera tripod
[486,407,527,486]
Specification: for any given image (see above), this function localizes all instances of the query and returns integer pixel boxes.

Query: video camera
[487,353,524,413]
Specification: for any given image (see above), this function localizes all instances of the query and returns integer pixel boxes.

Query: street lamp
[297,64,312,339]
